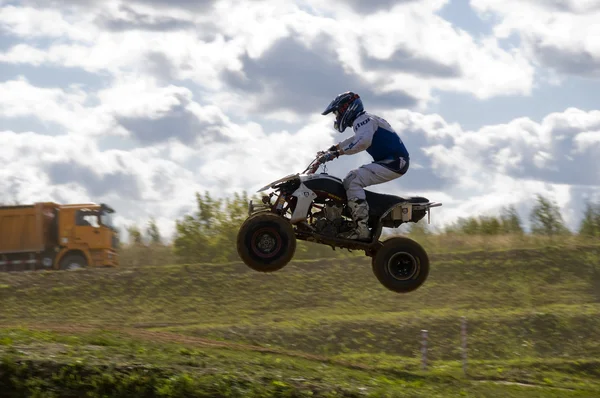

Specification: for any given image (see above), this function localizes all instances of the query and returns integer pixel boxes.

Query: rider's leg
[339,163,404,240]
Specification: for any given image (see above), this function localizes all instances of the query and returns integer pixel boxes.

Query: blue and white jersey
[338,112,410,173]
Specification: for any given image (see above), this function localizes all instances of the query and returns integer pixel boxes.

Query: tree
[172,191,255,263]
[126,224,144,245]
[211,191,253,262]
[173,192,217,263]
[197,191,217,234]
[579,201,600,237]
[500,205,524,234]
[479,215,502,235]
[529,194,570,236]
[146,217,162,245]
[449,216,480,235]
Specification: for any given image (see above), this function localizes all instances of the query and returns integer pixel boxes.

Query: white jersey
[338,112,410,173]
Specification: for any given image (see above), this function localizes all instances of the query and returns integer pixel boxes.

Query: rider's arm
[337,118,375,155]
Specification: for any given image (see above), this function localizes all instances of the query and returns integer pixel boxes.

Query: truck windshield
[100,212,116,230]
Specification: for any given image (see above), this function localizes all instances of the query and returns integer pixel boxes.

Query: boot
[338,199,371,241]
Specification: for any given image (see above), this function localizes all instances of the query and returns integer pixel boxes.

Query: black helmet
[321,91,364,133]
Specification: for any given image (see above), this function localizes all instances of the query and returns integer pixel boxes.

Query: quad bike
[236,156,442,293]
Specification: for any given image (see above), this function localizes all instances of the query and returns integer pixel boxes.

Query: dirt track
[1,322,586,391]
[0,322,379,372]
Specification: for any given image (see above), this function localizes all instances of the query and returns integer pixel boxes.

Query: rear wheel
[236,212,296,272]
[372,237,429,293]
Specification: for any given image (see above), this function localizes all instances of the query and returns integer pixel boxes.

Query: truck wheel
[236,212,296,272]
[372,237,429,293]
[60,253,88,271]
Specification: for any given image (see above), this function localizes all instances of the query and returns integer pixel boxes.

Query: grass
[0,238,599,396]
[1,328,599,397]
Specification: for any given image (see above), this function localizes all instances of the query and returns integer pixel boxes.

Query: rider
[318,91,410,241]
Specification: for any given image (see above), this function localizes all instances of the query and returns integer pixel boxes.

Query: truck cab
[56,203,119,269]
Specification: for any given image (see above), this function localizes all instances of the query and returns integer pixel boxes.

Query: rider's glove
[318,150,338,164]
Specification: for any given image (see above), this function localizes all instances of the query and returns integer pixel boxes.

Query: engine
[313,201,345,237]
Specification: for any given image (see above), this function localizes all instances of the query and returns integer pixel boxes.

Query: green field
[1,241,600,396]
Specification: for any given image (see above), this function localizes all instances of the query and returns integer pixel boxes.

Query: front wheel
[372,237,429,293]
[236,212,296,272]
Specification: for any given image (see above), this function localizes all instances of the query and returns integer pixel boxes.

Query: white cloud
[354,3,533,99]
[0,77,114,136]
[574,130,600,152]
[0,5,98,41]
[472,0,600,77]
[421,108,600,188]
[96,78,193,118]
[0,0,536,117]
[0,44,48,65]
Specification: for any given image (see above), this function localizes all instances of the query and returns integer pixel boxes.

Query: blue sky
[1,0,599,239]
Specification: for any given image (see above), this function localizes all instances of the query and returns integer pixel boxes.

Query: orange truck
[0,202,119,271]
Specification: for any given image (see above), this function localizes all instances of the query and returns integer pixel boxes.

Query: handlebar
[301,157,320,175]
[307,162,320,175]
[301,151,327,175]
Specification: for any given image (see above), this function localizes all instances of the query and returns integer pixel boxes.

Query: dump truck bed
[0,203,58,254]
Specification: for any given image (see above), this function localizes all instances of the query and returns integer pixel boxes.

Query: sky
[1,0,599,241]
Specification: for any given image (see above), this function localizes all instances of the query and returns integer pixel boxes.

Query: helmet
[321,91,364,133]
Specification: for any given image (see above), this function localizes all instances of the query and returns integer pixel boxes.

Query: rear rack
[381,200,443,225]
